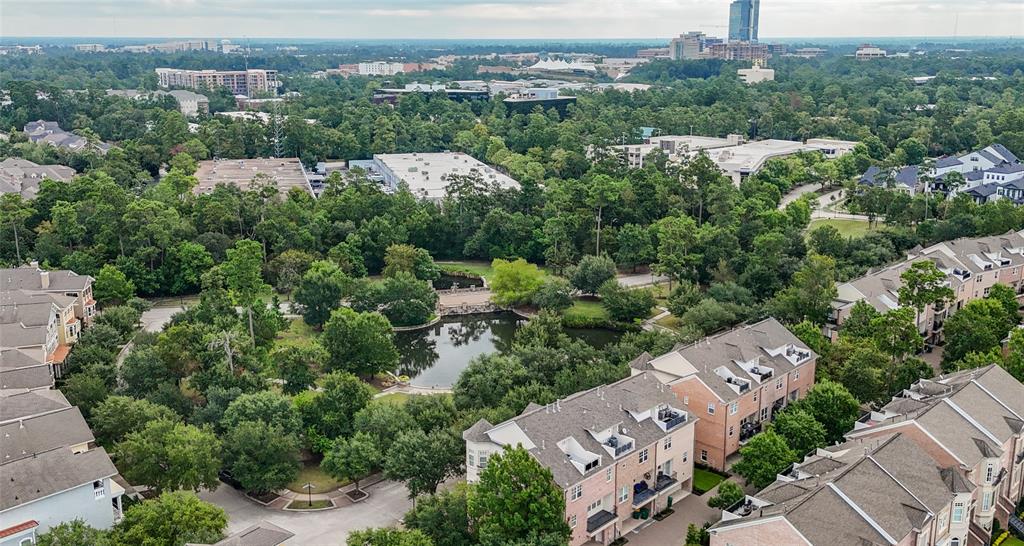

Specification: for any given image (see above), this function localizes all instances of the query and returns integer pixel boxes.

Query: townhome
[845,365,1024,545]
[827,230,1024,342]
[1,263,97,326]
[0,348,53,391]
[0,389,125,544]
[463,373,697,546]
[708,433,977,546]
[629,318,816,471]
[1,289,83,375]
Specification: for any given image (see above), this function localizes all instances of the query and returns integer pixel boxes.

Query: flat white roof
[374,152,518,200]
[194,158,311,195]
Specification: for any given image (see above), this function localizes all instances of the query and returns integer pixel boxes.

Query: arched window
[950,538,960,546]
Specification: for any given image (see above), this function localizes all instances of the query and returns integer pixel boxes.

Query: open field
[807,217,873,238]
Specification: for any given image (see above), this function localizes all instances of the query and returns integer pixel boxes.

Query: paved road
[779,183,823,208]
[199,480,413,545]
[617,272,669,288]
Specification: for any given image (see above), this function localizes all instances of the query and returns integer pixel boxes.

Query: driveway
[620,489,721,546]
[199,480,413,545]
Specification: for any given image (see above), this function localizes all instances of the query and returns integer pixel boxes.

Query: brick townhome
[463,372,697,546]
[629,318,816,470]
[709,432,978,546]
[828,230,1024,343]
[844,365,1024,545]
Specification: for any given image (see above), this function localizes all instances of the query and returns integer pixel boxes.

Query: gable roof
[0,446,117,511]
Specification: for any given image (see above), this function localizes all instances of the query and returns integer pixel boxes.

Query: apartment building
[845,365,1024,544]
[357,62,406,76]
[155,68,279,96]
[463,373,696,546]
[708,432,978,546]
[0,348,53,391]
[827,230,1024,342]
[0,389,125,544]
[0,289,81,376]
[629,318,816,471]
[0,158,75,200]
[1,263,96,326]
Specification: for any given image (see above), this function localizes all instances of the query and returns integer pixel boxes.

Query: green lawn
[1002,537,1024,546]
[807,218,873,239]
[286,463,347,494]
[438,261,496,279]
[276,318,317,348]
[286,499,332,510]
[565,299,608,320]
[376,391,410,404]
[693,468,727,495]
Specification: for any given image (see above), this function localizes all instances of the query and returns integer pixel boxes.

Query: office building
[193,158,313,196]
[737,62,775,84]
[463,373,696,546]
[728,0,760,42]
[704,41,771,63]
[155,68,279,96]
[855,45,888,60]
[369,152,519,201]
[669,32,710,60]
[357,62,406,76]
[636,47,671,59]
[630,318,816,470]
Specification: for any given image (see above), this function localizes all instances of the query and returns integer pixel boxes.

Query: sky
[1,0,1022,39]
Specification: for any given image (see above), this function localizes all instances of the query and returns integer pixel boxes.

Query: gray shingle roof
[0,389,68,422]
[0,366,53,391]
[0,348,46,369]
[989,143,1020,164]
[0,406,93,463]
[0,446,117,511]
[934,156,962,168]
[192,522,294,546]
[0,266,93,291]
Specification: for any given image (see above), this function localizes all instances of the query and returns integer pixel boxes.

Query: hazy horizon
[1,0,1021,41]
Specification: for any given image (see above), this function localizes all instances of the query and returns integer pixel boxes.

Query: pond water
[393,313,622,388]
[432,273,486,290]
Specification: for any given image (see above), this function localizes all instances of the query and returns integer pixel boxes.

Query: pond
[393,313,622,388]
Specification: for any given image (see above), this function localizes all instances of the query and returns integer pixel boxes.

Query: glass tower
[728,0,760,42]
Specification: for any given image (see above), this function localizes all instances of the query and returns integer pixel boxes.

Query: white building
[358,62,405,76]
[855,45,888,60]
[73,44,106,53]
[0,390,125,544]
[370,152,519,201]
[737,63,775,84]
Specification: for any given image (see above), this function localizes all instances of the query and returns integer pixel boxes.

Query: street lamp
[302,482,314,507]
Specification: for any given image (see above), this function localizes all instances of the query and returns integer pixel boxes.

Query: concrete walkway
[619,489,721,546]
[617,272,669,288]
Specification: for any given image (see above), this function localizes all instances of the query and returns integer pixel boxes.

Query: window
[638,449,649,463]
[760,407,769,421]
[795,369,800,380]
[587,499,602,513]
[951,538,960,546]
[93,480,105,499]
[952,502,964,523]
[468,452,475,467]
[569,514,577,528]
[728,402,738,415]
[683,395,689,405]
[753,392,758,402]
[19,539,33,546]
[570,484,583,501]
[982,491,993,511]
[682,450,688,462]
[985,464,994,483]
[618,486,629,503]
[776,378,783,390]
[729,425,735,437]
[700,450,708,462]
[664,437,672,450]
[707,402,716,415]
[606,468,613,482]
[479,454,488,469]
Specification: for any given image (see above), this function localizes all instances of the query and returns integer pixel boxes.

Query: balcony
[725,376,750,393]
[749,366,773,381]
[604,436,634,457]
[739,421,760,443]
[654,472,678,492]
[632,485,656,507]
[656,407,688,432]
[586,510,617,534]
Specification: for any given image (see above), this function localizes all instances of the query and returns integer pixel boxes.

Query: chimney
[39,270,49,289]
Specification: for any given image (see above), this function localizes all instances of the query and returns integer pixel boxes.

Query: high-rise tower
[728,0,760,42]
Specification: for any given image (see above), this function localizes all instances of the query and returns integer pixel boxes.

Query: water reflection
[393,313,620,388]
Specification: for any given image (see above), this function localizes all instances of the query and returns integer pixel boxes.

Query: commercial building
[855,44,888,60]
[630,318,817,471]
[786,47,828,59]
[463,373,697,546]
[636,47,671,59]
[669,32,713,60]
[728,0,760,42]
[193,158,313,196]
[709,432,981,546]
[105,89,209,117]
[23,121,112,155]
[737,62,775,84]
[0,158,75,200]
[73,44,106,53]
[0,389,125,542]
[357,62,406,76]
[367,152,518,201]
[155,68,279,96]
[844,365,1024,544]
[371,83,490,104]
[704,41,771,63]
[827,230,1024,343]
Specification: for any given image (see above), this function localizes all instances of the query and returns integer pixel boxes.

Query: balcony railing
[632,487,655,507]
[586,510,617,534]
[657,409,687,431]
[654,472,678,492]
[612,440,634,457]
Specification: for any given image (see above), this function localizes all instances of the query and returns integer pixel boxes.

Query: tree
[452,354,530,411]
[532,277,573,312]
[346,528,434,546]
[707,480,744,509]
[405,394,457,432]
[772,408,827,455]
[297,371,374,447]
[467,446,570,546]
[769,254,837,325]
[731,430,798,489]
[293,260,351,329]
[94,305,142,340]
[353,272,438,327]
[943,298,1012,365]
[666,280,702,318]
[162,241,214,295]
[271,344,325,394]
[383,244,440,281]
[115,419,222,493]
[987,283,1021,326]
[111,491,226,546]
[385,428,464,497]
[615,223,655,272]
[898,260,954,330]
[489,258,545,307]
[220,390,301,432]
[796,380,861,444]
[1000,328,1024,382]
[91,396,177,447]
[223,240,269,344]
[222,421,300,494]
[598,280,655,323]
[321,307,400,376]
[62,371,110,419]
[94,264,136,308]
[37,519,109,546]
[322,432,379,493]
[266,249,316,295]
[654,215,699,283]
[405,484,474,546]
[568,254,617,295]
[353,400,418,454]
